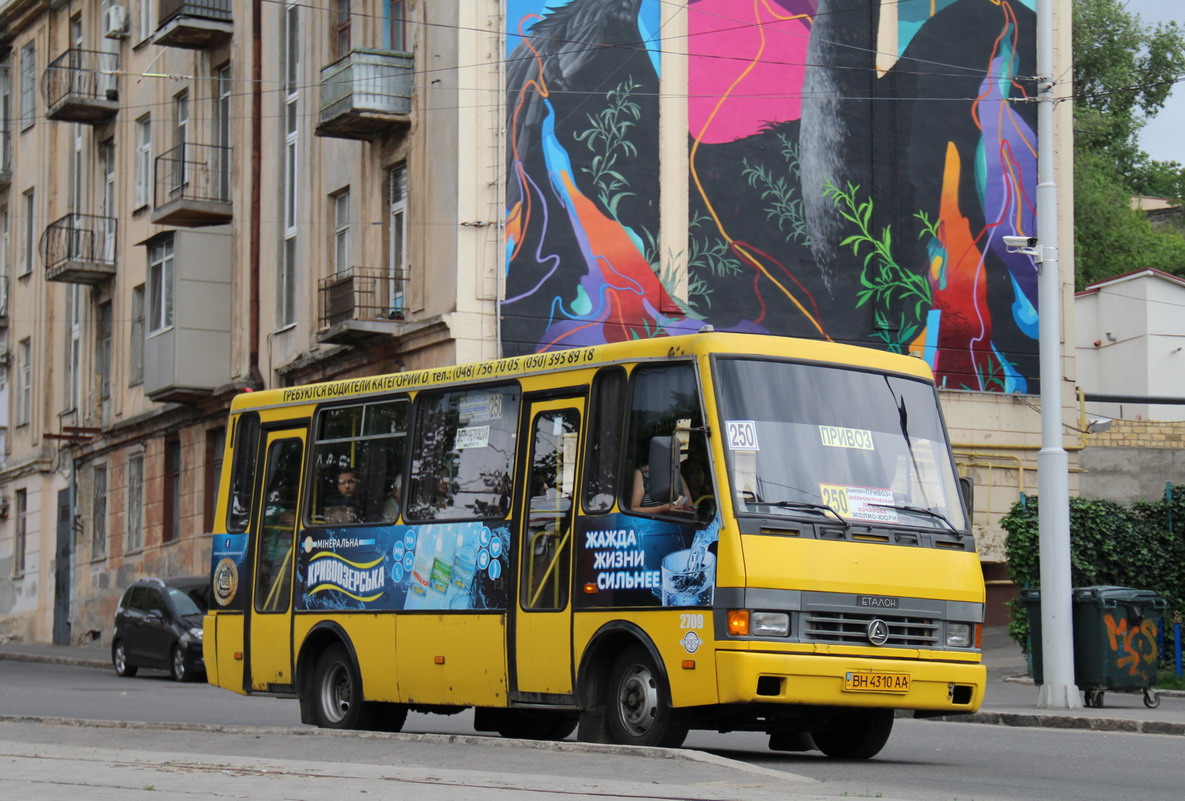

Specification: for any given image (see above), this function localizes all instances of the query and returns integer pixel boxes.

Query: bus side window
[407,385,520,521]
[227,412,261,533]
[582,367,626,514]
[307,400,408,525]
[623,363,700,516]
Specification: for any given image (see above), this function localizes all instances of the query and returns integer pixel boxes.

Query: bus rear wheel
[811,708,894,759]
[605,645,688,748]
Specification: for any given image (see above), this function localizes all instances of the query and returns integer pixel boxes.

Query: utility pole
[1034,0,1080,709]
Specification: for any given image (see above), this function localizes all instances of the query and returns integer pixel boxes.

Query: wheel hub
[617,665,658,736]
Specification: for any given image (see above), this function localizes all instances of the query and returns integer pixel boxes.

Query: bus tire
[605,644,688,748]
[312,644,368,729]
[811,708,894,759]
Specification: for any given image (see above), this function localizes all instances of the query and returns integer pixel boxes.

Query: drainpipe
[249,0,264,388]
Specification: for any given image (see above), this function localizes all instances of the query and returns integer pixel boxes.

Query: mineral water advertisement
[574,514,719,608]
[296,522,510,611]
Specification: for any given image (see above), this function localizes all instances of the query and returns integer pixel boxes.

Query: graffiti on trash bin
[1104,614,1159,679]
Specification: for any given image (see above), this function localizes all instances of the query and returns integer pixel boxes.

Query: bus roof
[231,333,935,413]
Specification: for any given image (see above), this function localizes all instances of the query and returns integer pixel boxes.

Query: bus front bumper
[716,650,986,712]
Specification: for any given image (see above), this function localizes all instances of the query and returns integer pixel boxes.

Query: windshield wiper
[868,503,962,537]
[772,501,850,529]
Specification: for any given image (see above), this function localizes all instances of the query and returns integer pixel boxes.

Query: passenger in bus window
[325,468,364,523]
[384,475,402,520]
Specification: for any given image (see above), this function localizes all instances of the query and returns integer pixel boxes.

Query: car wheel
[605,644,688,748]
[170,645,192,682]
[812,708,894,759]
[112,640,138,678]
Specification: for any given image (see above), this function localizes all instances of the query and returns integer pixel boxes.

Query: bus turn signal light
[682,660,695,670]
[727,610,750,636]
[434,656,446,665]
[584,583,597,594]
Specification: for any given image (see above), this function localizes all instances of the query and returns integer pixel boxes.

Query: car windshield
[714,358,967,531]
[167,585,208,617]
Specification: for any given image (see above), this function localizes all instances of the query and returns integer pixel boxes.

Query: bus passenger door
[248,429,306,692]
[512,399,583,698]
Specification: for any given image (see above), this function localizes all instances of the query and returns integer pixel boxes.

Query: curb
[0,714,801,782]
[921,710,1185,735]
[0,651,109,670]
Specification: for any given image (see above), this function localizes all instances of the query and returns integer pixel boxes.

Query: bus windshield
[715,358,967,531]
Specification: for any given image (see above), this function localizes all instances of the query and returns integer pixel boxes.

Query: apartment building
[0,0,1078,643]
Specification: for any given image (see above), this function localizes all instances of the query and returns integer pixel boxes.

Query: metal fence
[154,142,233,208]
[40,213,118,272]
[319,266,406,329]
[159,0,233,25]
[42,49,119,108]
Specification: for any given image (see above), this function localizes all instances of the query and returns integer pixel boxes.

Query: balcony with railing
[151,143,233,226]
[317,266,406,343]
[0,276,8,328]
[43,49,119,123]
[155,0,233,49]
[41,213,118,284]
[317,49,413,141]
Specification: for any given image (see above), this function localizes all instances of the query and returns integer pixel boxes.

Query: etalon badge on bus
[866,619,890,646]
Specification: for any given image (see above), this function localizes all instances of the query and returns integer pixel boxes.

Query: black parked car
[112,576,209,682]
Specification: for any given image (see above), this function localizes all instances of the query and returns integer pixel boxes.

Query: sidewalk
[3,627,1184,736]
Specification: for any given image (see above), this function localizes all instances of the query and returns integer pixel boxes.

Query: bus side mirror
[958,475,974,518]
[647,436,677,504]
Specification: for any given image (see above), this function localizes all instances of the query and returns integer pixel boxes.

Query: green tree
[1072,0,1185,286]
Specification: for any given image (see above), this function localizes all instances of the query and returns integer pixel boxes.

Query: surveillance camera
[1002,236,1038,249]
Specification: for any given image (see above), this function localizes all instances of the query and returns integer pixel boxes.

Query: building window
[333,0,351,59]
[21,189,33,277]
[130,285,144,385]
[148,237,174,333]
[281,4,300,329]
[164,437,181,543]
[14,489,26,576]
[127,453,144,552]
[173,90,189,190]
[66,285,82,411]
[100,139,116,261]
[70,125,84,213]
[332,189,350,275]
[0,207,9,300]
[0,65,11,170]
[138,0,152,42]
[97,301,112,412]
[383,0,406,51]
[204,427,226,532]
[215,64,233,201]
[389,164,407,317]
[19,42,34,131]
[135,116,151,209]
[93,464,108,559]
[17,337,30,426]
[279,237,297,327]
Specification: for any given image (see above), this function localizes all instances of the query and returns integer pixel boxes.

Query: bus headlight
[946,622,971,648]
[750,612,790,637]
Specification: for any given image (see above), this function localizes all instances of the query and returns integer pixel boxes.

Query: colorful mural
[503,0,1040,392]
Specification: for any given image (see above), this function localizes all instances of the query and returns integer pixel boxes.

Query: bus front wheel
[605,644,688,748]
[313,644,368,729]
[811,708,894,759]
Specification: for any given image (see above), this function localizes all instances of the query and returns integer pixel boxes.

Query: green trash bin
[1021,586,1166,708]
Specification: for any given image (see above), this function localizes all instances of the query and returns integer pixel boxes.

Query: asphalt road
[2,659,1183,801]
